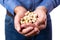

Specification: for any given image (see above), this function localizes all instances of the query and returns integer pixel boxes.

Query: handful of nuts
[20,11,38,24]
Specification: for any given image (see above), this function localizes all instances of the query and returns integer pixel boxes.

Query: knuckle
[34,28,39,32]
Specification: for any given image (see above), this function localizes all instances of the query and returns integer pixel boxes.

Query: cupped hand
[14,6,38,37]
[33,6,47,30]
[14,6,27,34]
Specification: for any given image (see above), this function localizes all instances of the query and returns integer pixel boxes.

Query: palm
[34,9,47,30]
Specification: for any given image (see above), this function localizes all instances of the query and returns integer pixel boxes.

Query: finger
[21,27,34,34]
[14,15,21,32]
[34,17,47,26]
[25,27,40,37]
[34,27,40,35]
[38,20,47,30]
[21,23,35,29]
[21,23,28,29]
[34,18,42,26]
[26,23,35,27]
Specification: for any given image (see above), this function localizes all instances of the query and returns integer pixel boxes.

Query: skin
[34,6,47,30]
[14,6,47,37]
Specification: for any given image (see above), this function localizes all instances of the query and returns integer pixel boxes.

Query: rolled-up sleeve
[38,0,60,13]
[0,0,21,16]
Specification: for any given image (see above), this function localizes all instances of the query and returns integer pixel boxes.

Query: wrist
[36,6,47,14]
[14,6,27,15]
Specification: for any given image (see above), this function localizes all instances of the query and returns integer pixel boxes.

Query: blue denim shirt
[0,0,60,40]
[0,0,60,16]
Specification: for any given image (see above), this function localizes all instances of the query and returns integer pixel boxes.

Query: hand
[14,6,37,37]
[14,6,28,34]
[21,23,40,37]
[33,6,47,30]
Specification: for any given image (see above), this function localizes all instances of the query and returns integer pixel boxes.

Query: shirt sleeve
[0,0,22,16]
[38,0,60,13]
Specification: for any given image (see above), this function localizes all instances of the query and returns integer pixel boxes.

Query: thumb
[14,22,21,32]
[14,15,21,32]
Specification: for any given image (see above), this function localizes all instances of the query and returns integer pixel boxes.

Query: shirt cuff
[38,0,54,13]
[4,0,22,16]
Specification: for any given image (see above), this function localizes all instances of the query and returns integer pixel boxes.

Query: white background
[0,4,60,40]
